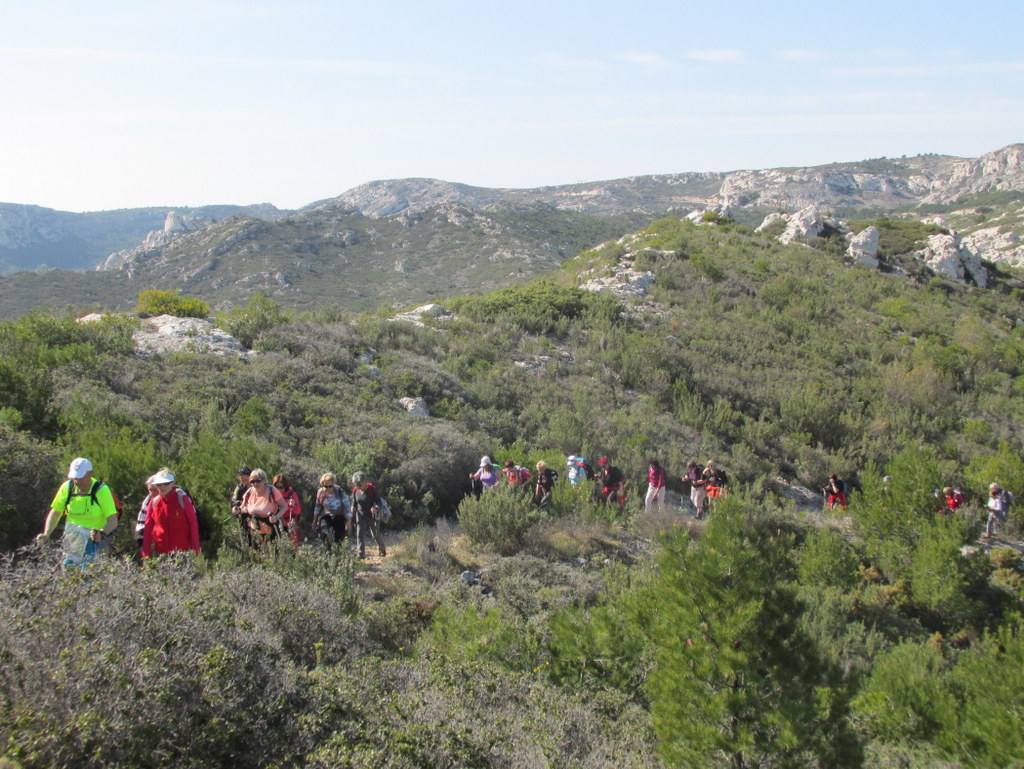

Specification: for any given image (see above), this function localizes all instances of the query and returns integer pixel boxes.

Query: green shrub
[448,281,602,335]
[645,499,862,769]
[215,293,292,348]
[135,289,210,318]
[854,641,956,743]
[941,619,1024,767]
[0,555,361,769]
[797,527,861,591]
[0,425,62,550]
[457,486,544,555]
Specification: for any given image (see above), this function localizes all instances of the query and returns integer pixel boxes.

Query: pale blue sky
[2,0,1022,211]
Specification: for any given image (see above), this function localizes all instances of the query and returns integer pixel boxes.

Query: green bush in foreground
[457,486,545,555]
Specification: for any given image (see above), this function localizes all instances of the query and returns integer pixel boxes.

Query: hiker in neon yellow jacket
[36,457,119,569]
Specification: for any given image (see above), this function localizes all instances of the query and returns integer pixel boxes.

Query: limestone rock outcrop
[756,205,847,245]
[963,221,1024,269]
[78,313,248,357]
[847,226,881,268]
[399,397,430,417]
[99,211,207,271]
[913,232,988,287]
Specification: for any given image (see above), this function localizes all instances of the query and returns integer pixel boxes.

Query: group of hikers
[34,457,389,570]
[469,454,729,519]
[223,466,389,559]
[822,473,1013,538]
[34,455,1017,571]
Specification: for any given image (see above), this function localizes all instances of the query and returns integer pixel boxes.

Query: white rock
[964,226,1024,269]
[848,226,880,268]
[779,205,824,244]
[914,233,988,287]
[755,212,786,233]
[399,397,429,417]
[411,303,447,318]
[133,314,248,358]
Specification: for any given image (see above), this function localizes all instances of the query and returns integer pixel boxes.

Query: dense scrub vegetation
[2,216,1024,767]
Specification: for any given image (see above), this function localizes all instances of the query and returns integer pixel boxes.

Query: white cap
[567,455,576,463]
[152,470,175,484]
[67,457,93,479]
[480,456,491,467]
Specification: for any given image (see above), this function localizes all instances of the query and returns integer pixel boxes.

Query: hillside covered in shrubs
[2,215,1024,768]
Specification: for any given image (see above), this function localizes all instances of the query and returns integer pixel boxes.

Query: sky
[2,0,1023,212]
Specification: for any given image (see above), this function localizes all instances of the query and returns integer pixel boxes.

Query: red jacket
[142,488,200,557]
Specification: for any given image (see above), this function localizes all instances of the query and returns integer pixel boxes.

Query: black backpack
[172,485,213,542]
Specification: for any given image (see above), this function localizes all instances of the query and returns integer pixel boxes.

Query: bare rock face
[964,222,1024,268]
[847,226,881,268]
[99,211,207,271]
[755,212,786,233]
[779,206,826,244]
[921,144,1024,204]
[391,303,454,328]
[914,233,988,287]
[578,267,654,298]
[399,396,430,417]
[685,204,733,225]
[132,314,248,357]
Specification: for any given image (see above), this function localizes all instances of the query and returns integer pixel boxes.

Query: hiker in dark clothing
[597,457,627,509]
[823,474,848,511]
[351,472,387,559]
[230,466,254,548]
[534,461,558,509]
[683,461,707,519]
[702,460,728,512]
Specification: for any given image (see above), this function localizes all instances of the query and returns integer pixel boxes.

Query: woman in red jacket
[142,469,200,557]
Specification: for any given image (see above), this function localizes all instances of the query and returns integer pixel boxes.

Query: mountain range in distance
[0,143,1021,319]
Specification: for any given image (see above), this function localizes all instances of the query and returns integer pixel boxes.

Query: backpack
[581,460,595,480]
[177,486,213,542]
[374,496,393,524]
[64,479,123,520]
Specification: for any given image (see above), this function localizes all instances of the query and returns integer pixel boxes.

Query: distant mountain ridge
[320,143,1024,218]
[0,143,1021,318]
[0,203,289,274]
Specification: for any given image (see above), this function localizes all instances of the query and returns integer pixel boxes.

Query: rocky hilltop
[323,144,1024,218]
[1,143,1022,318]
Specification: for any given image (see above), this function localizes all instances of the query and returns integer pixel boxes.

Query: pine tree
[645,498,862,768]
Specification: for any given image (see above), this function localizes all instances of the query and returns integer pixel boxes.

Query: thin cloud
[686,49,744,63]
[828,60,1024,78]
[0,44,418,80]
[615,50,669,68]
[775,49,821,62]
[529,52,606,71]
[0,45,167,64]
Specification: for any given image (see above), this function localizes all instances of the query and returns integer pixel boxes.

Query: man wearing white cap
[36,457,119,569]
